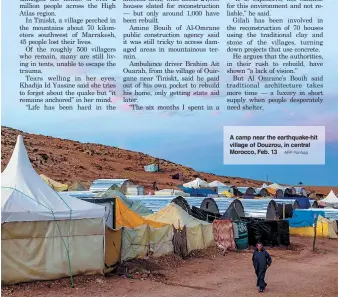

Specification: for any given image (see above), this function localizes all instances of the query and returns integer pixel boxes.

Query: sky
[2,1,338,186]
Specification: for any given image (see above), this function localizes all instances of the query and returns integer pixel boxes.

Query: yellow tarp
[267,188,277,196]
[221,190,233,198]
[40,174,68,192]
[146,203,214,252]
[105,226,122,267]
[115,198,167,229]
[290,215,338,239]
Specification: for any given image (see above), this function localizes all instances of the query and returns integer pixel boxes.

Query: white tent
[268,183,285,190]
[1,135,105,285]
[183,178,209,188]
[321,190,338,204]
[208,180,226,187]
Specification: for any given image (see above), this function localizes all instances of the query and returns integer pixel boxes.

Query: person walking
[252,242,272,293]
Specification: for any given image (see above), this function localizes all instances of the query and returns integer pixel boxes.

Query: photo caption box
[223,126,325,165]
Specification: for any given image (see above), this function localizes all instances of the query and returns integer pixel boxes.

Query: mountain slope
[1,127,336,195]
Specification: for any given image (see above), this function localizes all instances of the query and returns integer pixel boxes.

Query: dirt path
[3,237,338,297]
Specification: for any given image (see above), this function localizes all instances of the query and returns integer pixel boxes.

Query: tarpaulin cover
[105,226,122,268]
[213,220,236,250]
[146,203,214,252]
[221,190,234,198]
[121,225,174,261]
[245,219,290,246]
[191,206,221,223]
[290,215,338,238]
[40,174,69,192]
[98,190,153,216]
[144,164,159,172]
[288,209,325,228]
[114,198,167,229]
[2,218,105,285]
[178,186,216,197]
[278,197,310,209]
[221,200,245,221]
[172,196,191,214]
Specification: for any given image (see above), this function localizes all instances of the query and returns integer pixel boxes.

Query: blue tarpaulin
[288,209,325,228]
[178,186,216,197]
[144,164,159,172]
[278,196,311,209]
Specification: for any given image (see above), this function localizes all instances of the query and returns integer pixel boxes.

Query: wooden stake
[313,214,317,251]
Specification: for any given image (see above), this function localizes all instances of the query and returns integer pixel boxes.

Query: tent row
[2,136,336,286]
[181,178,310,198]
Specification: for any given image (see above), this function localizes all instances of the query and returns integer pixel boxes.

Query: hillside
[1,127,336,195]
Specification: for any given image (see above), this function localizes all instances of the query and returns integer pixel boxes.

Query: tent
[266,200,279,220]
[221,199,245,221]
[208,180,226,187]
[255,187,269,197]
[68,181,86,191]
[155,189,189,197]
[295,187,307,196]
[40,174,68,191]
[289,210,338,238]
[114,198,166,229]
[178,186,216,197]
[1,136,105,285]
[97,189,153,216]
[146,203,214,253]
[267,187,284,197]
[171,196,191,214]
[284,187,297,197]
[221,190,234,198]
[269,183,285,190]
[321,190,338,205]
[200,198,219,214]
[113,198,173,261]
[183,178,209,188]
[237,187,256,196]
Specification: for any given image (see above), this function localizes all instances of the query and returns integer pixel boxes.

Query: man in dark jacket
[252,242,272,292]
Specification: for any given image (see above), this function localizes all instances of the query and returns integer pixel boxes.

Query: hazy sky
[2,1,337,186]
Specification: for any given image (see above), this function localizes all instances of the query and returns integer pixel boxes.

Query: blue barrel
[234,221,249,250]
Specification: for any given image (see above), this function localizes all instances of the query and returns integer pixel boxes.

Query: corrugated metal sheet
[89,179,131,192]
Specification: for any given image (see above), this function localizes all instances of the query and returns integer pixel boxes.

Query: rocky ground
[2,236,338,297]
[1,126,336,195]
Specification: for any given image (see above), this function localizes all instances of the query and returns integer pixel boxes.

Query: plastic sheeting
[289,215,338,238]
[191,206,221,223]
[245,219,290,247]
[98,190,153,216]
[105,227,122,268]
[213,220,236,250]
[121,225,174,261]
[2,218,105,285]
[144,164,159,172]
[115,198,167,229]
[146,203,214,252]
